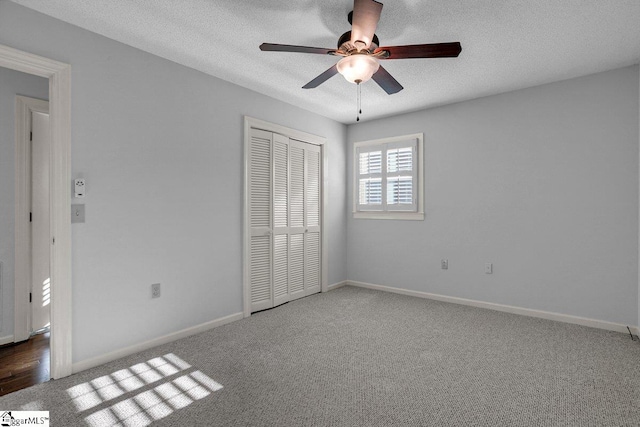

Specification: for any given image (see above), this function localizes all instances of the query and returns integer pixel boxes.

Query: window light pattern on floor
[66,353,222,427]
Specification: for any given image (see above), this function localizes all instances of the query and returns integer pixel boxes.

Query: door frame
[243,116,329,318]
[15,95,49,340]
[1,43,72,379]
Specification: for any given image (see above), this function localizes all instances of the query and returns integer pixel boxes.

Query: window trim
[353,133,424,220]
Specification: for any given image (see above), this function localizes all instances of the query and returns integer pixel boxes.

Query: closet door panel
[289,143,305,230]
[273,234,289,306]
[249,129,273,312]
[306,147,321,229]
[272,133,290,307]
[305,231,321,295]
[288,140,306,300]
[304,144,321,295]
[289,233,306,300]
[250,236,272,310]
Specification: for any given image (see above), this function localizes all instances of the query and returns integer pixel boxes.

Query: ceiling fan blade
[372,65,403,94]
[302,64,339,89]
[260,43,337,55]
[350,0,383,49]
[375,42,461,59]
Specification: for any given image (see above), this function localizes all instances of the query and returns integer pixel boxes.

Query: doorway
[0,84,50,395]
[0,43,72,379]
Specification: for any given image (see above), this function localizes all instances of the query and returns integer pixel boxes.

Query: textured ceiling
[10,0,640,124]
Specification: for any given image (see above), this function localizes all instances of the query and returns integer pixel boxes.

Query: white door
[30,111,51,333]
[248,129,322,313]
[249,129,273,312]
[288,139,321,301]
[272,133,290,307]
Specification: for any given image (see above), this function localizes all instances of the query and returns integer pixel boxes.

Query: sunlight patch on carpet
[66,353,222,427]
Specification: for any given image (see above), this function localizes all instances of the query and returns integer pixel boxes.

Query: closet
[248,128,322,313]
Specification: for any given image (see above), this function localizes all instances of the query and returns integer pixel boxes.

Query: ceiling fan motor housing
[338,31,380,53]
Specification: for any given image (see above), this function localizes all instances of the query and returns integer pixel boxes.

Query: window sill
[352,211,425,221]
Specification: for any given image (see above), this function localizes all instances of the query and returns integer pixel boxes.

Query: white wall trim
[327,281,347,291]
[14,96,49,343]
[243,116,329,318]
[0,43,72,379]
[0,335,15,346]
[347,280,635,334]
[73,312,243,374]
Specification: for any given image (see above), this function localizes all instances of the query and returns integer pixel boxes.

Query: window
[353,133,424,220]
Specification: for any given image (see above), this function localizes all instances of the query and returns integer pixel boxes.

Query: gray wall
[347,66,639,326]
[0,2,348,363]
[0,68,48,340]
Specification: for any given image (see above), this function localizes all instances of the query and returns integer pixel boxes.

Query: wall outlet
[151,283,161,298]
[74,178,85,198]
[485,263,493,274]
[441,259,448,270]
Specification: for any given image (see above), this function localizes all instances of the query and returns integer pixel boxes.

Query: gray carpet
[1,286,639,426]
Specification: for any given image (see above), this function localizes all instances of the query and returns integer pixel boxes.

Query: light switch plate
[71,204,85,223]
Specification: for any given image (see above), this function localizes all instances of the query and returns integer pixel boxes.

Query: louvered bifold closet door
[289,140,307,301]
[272,133,290,307]
[249,129,273,312]
[289,139,322,301]
[304,143,321,296]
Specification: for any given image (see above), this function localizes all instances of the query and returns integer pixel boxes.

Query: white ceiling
[11,0,640,124]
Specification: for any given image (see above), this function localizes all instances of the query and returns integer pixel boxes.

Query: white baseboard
[347,280,635,334]
[72,312,243,374]
[327,281,347,291]
[630,326,640,336]
[0,335,15,346]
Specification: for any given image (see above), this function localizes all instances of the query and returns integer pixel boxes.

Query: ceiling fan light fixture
[336,54,380,84]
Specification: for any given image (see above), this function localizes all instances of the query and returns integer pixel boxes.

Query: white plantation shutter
[355,137,419,214]
[356,146,383,211]
[386,142,417,212]
[249,129,273,312]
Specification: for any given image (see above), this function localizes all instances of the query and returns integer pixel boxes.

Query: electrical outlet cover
[151,283,161,298]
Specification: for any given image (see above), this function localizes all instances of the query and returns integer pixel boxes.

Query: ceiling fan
[259,0,462,95]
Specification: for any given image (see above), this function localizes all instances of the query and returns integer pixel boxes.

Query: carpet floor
[1,286,639,426]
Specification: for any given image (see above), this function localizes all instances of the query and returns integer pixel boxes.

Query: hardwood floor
[0,332,50,396]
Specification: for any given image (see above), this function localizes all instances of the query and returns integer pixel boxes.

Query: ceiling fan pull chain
[359,81,362,115]
[356,80,362,121]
